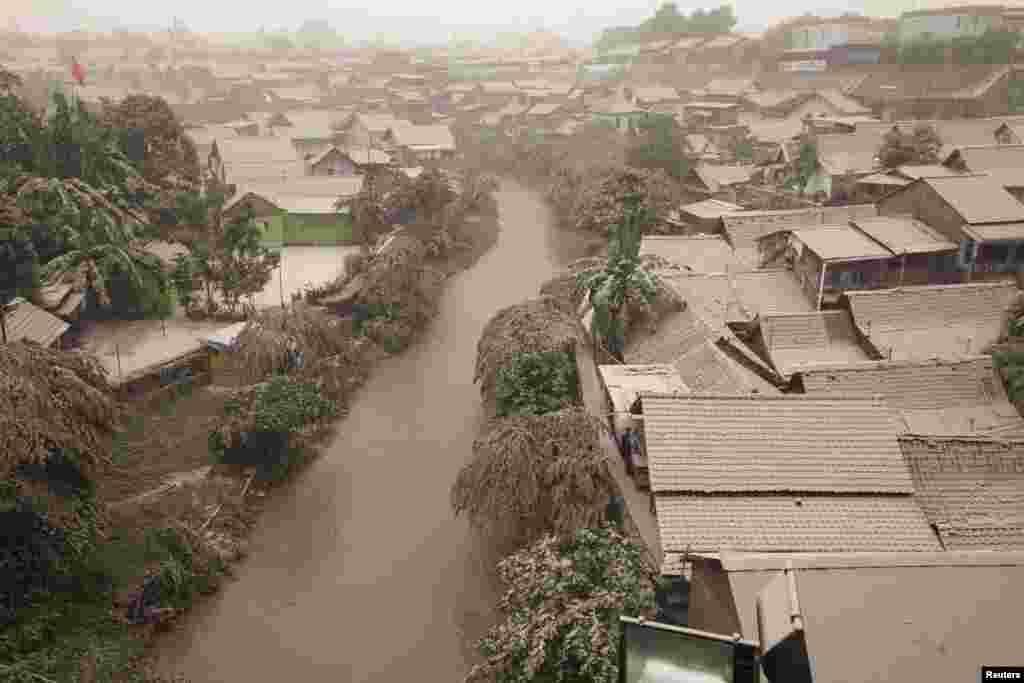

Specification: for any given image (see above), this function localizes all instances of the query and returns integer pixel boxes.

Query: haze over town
[3,1,1024,682]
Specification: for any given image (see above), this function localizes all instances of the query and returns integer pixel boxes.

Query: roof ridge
[797,355,992,372]
[639,392,886,402]
[900,433,1024,445]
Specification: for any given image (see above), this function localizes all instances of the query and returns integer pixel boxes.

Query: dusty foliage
[451,407,613,547]
[0,342,116,481]
[546,164,679,235]
[541,256,684,335]
[224,306,367,387]
[466,525,658,683]
[474,296,587,399]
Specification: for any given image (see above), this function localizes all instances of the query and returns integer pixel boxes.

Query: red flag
[71,58,85,86]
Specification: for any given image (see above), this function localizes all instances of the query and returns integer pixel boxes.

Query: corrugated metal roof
[641,394,915,494]
[3,300,70,347]
[655,494,941,555]
[851,216,958,255]
[392,124,456,150]
[923,175,1024,225]
[792,224,893,262]
[900,436,1024,550]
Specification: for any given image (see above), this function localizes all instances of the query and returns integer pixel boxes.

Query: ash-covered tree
[466,525,658,683]
[171,185,280,316]
[100,93,201,190]
[626,114,690,181]
[877,124,943,168]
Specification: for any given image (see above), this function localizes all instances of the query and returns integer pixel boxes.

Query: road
[154,179,589,682]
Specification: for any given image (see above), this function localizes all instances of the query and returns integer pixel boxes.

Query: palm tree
[577,185,658,361]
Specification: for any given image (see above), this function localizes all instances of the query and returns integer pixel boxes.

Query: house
[686,550,1024,682]
[626,307,779,395]
[682,101,740,127]
[641,393,940,576]
[899,435,1024,549]
[757,219,959,307]
[849,65,1014,121]
[722,204,879,266]
[842,280,1020,360]
[630,85,682,109]
[336,112,411,149]
[684,164,755,198]
[797,356,1024,437]
[214,136,305,185]
[225,177,363,246]
[390,124,456,164]
[589,96,650,132]
[897,4,1010,42]
[877,175,1024,278]
[854,164,962,201]
[671,200,744,234]
[943,144,1024,195]
[683,133,721,160]
[307,146,392,176]
[1,298,71,349]
[598,364,689,489]
[202,321,249,387]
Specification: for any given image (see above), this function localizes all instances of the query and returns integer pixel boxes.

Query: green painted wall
[282,213,354,245]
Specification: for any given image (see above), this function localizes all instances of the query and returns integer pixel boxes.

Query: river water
[154,179,590,682]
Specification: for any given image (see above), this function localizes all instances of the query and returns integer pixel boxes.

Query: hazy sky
[4,0,1014,43]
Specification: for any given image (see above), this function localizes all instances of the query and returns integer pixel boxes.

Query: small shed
[598,364,689,490]
[1,298,70,348]
[202,321,249,386]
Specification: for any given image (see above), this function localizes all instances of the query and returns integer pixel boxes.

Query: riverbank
[149,179,589,682]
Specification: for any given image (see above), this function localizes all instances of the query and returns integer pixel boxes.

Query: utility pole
[1,298,7,344]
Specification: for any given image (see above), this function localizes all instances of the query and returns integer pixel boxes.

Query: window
[986,243,1012,265]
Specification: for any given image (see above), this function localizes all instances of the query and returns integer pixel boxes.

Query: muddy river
[154,179,591,682]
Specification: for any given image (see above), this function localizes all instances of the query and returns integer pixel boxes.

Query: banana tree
[577,188,658,360]
[39,203,166,309]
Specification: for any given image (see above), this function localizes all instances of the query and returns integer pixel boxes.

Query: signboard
[618,617,760,683]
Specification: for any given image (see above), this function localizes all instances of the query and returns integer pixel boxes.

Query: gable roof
[599,364,689,415]
[640,394,914,494]
[655,494,942,556]
[632,85,680,103]
[791,224,893,262]
[216,136,305,184]
[391,124,455,150]
[851,65,1011,102]
[816,131,880,175]
[693,164,755,192]
[843,281,1019,361]
[673,339,781,396]
[850,216,958,255]
[946,144,1024,188]
[816,89,872,116]
[4,299,70,347]
[900,436,1024,550]
[760,310,872,379]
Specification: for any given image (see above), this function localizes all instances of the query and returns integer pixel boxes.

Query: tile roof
[844,282,1019,361]
[640,394,914,494]
[722,204,878,247]
[761,310,872,379]
[663,270,814,331]
[3,300,70,347]
[920,175,1024,226]
[850,216,957,255]
[799,356,1005,410]
[655,494,942,555]
[626,307,721,364]
[673,340,780,395]
[894,164,961,179]
[792,224,893,262]
[216,136,305,184]
[639,236,742,273]
[900,436,1024,550]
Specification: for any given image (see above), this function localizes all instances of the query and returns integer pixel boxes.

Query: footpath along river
[155,179,593,682]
